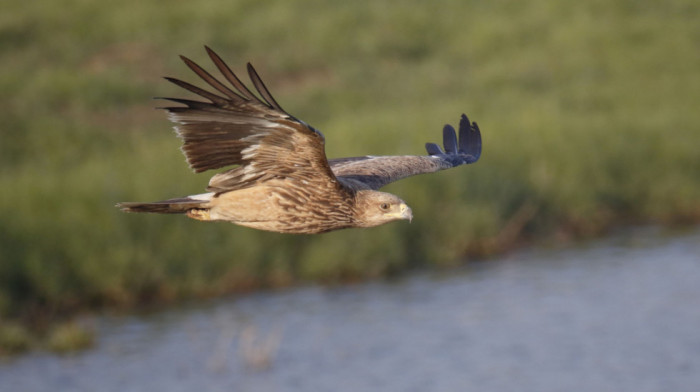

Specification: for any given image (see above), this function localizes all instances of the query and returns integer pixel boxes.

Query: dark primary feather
[425,142,443,155]
[458,113,481,156]
[443,124,458,154]
[329,114,482,190]
[246,62,285,112]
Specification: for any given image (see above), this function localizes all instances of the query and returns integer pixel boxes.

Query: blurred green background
[1,0,699,350]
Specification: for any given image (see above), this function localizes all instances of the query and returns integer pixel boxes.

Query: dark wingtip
[425,142,444,155]
[458,113,474,153]
[203,46,221,64]
[163,76,191,91]
[204,45,221,62]
[465,119,482,160]
[428,114,482,164]
[443,124,458,154]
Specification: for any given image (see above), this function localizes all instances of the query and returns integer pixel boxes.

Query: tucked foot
[187,208,211,221]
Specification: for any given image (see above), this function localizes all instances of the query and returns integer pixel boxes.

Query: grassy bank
[2,0,700,352]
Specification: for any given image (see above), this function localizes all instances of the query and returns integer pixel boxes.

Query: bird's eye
[380,203,390,210]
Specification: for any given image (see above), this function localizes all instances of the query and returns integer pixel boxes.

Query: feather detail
[158,47,337,194]
[329,114,481,190]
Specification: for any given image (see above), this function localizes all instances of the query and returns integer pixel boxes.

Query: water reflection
[2,227,700,392]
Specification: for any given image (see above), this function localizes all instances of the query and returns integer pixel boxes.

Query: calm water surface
[2,227,700,392]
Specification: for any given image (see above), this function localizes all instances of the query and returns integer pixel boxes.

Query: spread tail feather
[117,195,211,214]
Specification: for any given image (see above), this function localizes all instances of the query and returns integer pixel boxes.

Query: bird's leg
[187,208,211,221]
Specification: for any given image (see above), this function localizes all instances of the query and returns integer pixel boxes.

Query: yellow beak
[399,203,413,222]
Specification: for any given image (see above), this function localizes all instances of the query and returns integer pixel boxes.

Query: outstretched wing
[329,114,481,190]
[161,46,340,193]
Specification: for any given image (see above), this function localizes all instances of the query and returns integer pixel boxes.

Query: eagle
[117,47,482,234]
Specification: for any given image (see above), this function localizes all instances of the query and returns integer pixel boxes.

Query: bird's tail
[117,193,213,214]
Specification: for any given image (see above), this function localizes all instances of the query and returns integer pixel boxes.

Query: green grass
[2,0,700,348]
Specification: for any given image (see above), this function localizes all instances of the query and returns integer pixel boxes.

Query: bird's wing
[329,114,481,190]
[161,47,342,193]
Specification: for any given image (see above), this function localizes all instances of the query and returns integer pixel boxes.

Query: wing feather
[161,47,343,195]
[459,113,481,155]
[443,124,458,154]
[205,46,260,102]
[329,114,481,190]
[180,55,244,101]
[247,63,285,112]
[164,77,230,107]
[425,142,444,156]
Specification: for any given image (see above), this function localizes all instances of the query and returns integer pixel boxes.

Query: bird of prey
[117,47,482,234]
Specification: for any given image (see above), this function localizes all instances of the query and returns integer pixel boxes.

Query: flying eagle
[118,47,482,234]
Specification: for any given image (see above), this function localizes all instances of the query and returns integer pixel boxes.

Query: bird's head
[353,190,413,227]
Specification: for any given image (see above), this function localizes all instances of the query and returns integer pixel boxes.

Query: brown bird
[117,47,482,234]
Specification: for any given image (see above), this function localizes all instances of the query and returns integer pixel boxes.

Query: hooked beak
[399,203,413,223]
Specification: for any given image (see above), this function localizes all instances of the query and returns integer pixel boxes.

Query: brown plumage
[117,47,482,234]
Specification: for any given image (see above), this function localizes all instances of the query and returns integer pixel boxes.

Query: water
[2,227,700,392]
